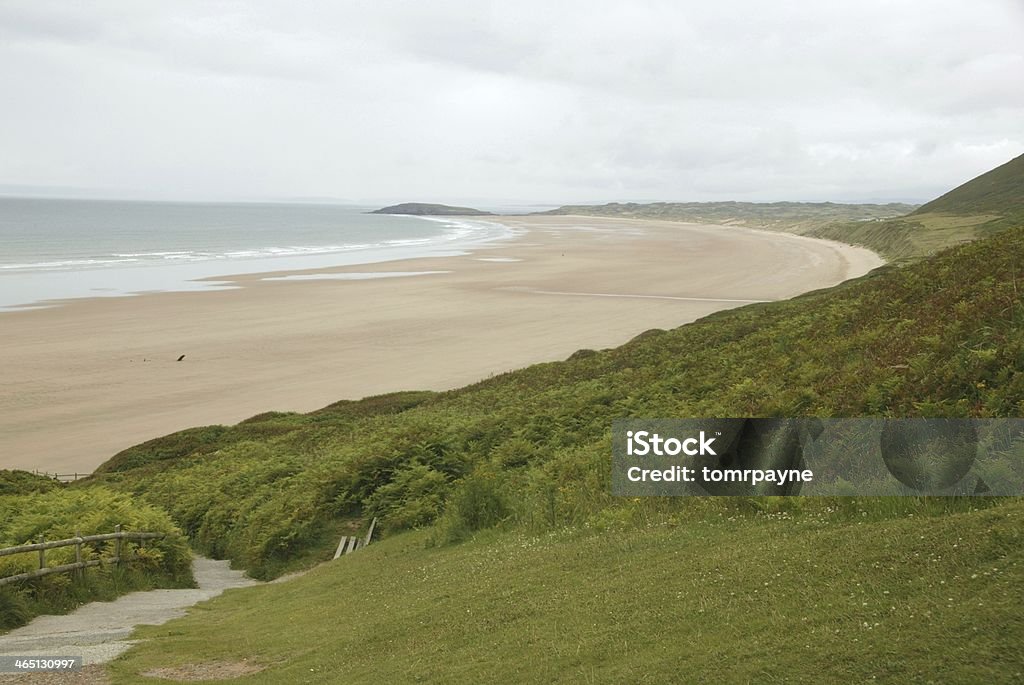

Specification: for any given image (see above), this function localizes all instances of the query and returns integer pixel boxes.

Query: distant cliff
[370,203,493,216]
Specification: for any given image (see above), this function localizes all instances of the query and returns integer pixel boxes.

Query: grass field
[108,499,1023,683]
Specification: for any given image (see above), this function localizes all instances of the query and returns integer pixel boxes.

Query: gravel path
[0,557,258,683]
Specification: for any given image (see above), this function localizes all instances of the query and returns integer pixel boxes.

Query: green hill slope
[805,211,1004,261]
[88,221,1024,579]
[914,153,1024,216]
[806,153,1024,260]
[540,154,1024,260]
[0,469,60,496]
[110,500,1024,684]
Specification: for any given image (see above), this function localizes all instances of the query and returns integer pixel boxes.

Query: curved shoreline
[0,215,882,474]
[0,216,515,313]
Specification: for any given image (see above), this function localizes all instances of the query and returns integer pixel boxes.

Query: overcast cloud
[1,1,1021,204]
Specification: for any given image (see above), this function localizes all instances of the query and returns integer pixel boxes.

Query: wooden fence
[30,470,92,483]
[0,525,165,587]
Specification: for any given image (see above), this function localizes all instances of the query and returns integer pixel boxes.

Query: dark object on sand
[177,355,186,362]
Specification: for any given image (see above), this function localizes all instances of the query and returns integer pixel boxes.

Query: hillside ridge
[914,153,1024,216]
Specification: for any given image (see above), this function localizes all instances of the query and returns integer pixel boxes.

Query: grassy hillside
[108,501,1023,684]
[86,220,1024,579]
[806,155,1024,260]
[805,211,1004,261]
[0,469,60,496]
[915,153,1024,216]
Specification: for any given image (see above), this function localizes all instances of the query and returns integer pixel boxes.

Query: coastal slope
[538,154,1024,260]
[913,152,1024,215]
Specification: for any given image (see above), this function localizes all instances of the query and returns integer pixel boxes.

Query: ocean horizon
[0,197,513,311]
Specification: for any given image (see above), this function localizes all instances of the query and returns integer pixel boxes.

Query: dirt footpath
[0,557,258,683]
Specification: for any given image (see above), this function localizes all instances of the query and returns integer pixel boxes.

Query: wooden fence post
[114,525,122,566]
[364,517,377,547]
[74,530,83,582]
[38,535,45,570]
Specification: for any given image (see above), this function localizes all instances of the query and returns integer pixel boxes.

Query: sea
[0,198,516,311]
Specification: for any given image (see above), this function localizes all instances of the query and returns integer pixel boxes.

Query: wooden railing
[30,470,92,483]
[333,517,377,560]
[0,525,165,587]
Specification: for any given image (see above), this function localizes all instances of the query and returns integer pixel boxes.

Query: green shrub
[0,470,59,496]
[0,486,193,630]
[0,588,31,629]
[364,463,449,531]
[436,470,509,543]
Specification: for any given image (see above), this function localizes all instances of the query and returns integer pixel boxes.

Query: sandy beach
[0,216,883,474]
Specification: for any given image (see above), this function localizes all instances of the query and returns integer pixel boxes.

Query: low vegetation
[0,484,193,631]
[84,218,1024,579]
[0,469,60,496]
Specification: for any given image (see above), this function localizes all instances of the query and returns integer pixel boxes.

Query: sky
[0,1,1022,205]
